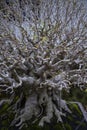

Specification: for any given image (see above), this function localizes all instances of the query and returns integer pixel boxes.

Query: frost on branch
[0,0,87,129]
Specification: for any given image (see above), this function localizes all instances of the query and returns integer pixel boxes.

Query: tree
[0,0,87,129]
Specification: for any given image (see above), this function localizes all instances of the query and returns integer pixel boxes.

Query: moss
[71,103,82,115]
[0,103,9,114]
[67,115,73,121]
[54,123,63,130]
[75,121,86,127]
[62,87,87,107]
[64,123,72,130]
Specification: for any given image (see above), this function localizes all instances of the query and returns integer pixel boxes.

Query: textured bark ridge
[0,0,87,129]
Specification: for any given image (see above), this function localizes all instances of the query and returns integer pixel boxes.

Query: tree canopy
[0,0,87,129]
